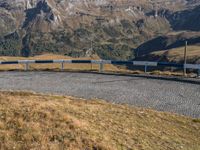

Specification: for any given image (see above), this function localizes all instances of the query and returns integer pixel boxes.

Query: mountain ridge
[0,0,200,62]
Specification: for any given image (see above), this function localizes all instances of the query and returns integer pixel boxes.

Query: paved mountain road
[0,71,200,118]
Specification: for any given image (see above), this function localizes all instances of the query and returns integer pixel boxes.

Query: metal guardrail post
[144,65,147,73]
[25,63,29,71]
[99,62,104,73]
[198,69,200,77]
[61,62,64,71]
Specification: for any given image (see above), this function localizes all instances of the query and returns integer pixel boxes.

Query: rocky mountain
[0,0,200,62]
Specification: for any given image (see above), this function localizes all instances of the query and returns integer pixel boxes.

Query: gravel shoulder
[0,71,200,118]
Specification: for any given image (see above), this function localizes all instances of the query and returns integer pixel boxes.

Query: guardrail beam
[0,60,199,77]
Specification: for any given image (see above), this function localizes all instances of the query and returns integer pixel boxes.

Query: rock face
[0,0,200,60]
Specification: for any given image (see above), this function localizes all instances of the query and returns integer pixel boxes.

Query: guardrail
[0,60,200,77]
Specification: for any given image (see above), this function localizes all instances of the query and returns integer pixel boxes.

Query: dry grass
[0,91,199,150]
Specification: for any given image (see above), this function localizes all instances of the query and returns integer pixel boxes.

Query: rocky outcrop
[22,0,58,31]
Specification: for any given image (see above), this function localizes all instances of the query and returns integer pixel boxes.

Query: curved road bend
[0,71,200,118]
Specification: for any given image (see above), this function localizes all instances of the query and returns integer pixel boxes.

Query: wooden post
[183,41,187,76]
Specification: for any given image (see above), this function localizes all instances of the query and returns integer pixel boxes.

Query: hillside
[0,91,199,150]
[0,0,200,61]
[135,31,200,63]
[137,45,200,64]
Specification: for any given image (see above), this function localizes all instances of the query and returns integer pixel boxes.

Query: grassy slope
[150,45,200,63]
[0,91,199,150]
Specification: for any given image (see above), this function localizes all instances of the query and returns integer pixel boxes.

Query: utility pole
[154,3,158,18]
[183,41,187,76]
[91,40,93,52]
[90,40,93,71]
